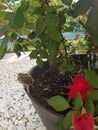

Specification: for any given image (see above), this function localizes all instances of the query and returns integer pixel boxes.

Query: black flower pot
[25,88,63,130]
[24,62,72,130]
[24,62,62,130]
[23,54,93,130]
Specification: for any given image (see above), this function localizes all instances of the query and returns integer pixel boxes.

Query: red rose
[72,111,94,130]
[65,76,94,102]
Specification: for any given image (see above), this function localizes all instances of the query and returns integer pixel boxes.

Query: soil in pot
[29,61,80,115]
[29,53,95,115]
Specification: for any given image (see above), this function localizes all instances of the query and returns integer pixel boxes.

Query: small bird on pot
[17,73,34,91]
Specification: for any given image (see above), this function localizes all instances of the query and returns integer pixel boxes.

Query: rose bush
[0,0,98,129]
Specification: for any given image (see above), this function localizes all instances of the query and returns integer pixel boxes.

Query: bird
[17,73,34,91]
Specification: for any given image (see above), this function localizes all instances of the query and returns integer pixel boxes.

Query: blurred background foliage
[0,0,97,65]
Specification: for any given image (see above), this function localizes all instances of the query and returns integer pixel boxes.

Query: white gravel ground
[0,53,46,130]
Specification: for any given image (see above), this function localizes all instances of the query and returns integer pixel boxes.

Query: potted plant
[0,0,98,130]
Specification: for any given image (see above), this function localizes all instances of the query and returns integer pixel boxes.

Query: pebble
[0,53,46,130]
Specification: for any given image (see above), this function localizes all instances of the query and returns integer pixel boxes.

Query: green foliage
[36,17,46,36]
[33,7,44,15]
[0,12,14,21]
[29,50,38,59]
[13,43,23,57]
[0,26,8,36]
[60,61,74,73]
[46,14,59,25]
[62,111,72,129]
[46,6,56,13]
[86,2,98,43]
[0,0,98,129]
[28,31,36,39]
[36,57,44,68]
[0,0,97,62]
[47,95,69,111]
[0,36,9,59]
[47,41,59,65]
[73,93,83,111]
[74,0,94,16]
[57,111,72,129]
[47,23,61,42]
[86,90,98,101]
[84,70,98,88]
[62,0,72,6]
[19,1,29,13]
[95,104,98,113]
[10,1,29,29]
[85,100,95,114]
[0,4,7,11]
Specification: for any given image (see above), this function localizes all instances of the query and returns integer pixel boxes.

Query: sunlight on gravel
[0,53,46,130]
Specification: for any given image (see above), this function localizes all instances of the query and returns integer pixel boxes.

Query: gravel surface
[0,53,46,130]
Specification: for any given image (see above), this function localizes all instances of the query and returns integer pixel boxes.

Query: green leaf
[74,0,94,16]
[60,61,74,73]
[63,111,72,129]
[28,31,36,39]
[86,90,98,101]
[40,34,48,48]
[84,70,98,88]
[66,64,74,72]
[46,6,56,13]
[15,51,21,57]
[10,1,29,29]
[11,10,24,29]
[0,4,7,11]
[0,36,9,59]
[0,12,14,20]
[46,14,60,25]
[62,0,72,5]
[73,93,83,110]
[47,23,61,42]
[47,95,69,111]
[86,3,98,43]
[17,38,24,43]
[11,32,17,41]
[36,57,44,68]
[47,41,59,65]
[33,7,43,15]
[13,44,22,57]
[0,26,8,35]
[34,40,42,47]
[36,17,46,36]
[85,100,95,114]
[19,1,29,13]
[46,14,60,42]
[95,104,98,113]
[29,50,38,59]
[40,50,48,58]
